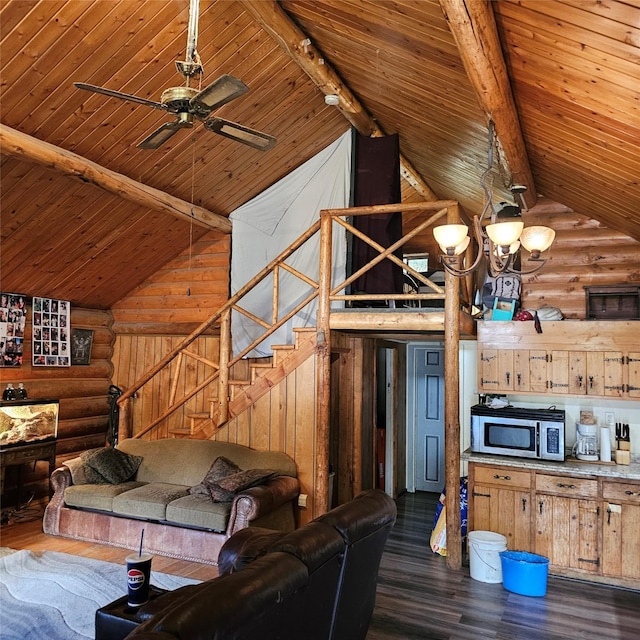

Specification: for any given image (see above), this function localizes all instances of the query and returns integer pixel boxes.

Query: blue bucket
[499,551,549,597]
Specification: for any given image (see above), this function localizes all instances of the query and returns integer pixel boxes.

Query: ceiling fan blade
[204,117,276,151]
[190,75,249,115]
[74,82,167,111]
[138,121,191,149]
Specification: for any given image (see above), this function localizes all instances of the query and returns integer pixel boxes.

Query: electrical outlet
[605,412,615,426]
[298,494,308,508]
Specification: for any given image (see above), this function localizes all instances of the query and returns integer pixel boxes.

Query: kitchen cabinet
[534,474,599,574]
[601,480,640,580]
[469,464,532,551]
[477,320,639,400]
[468,460,640,587]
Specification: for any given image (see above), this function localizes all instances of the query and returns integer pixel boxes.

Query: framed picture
[71,328,93,365]
[32,296,71,367]
[0,292,27,367]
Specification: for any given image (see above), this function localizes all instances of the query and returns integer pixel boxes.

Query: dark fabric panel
[351,132,403,297]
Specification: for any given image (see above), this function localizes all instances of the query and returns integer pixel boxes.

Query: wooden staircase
[170,328,318,439]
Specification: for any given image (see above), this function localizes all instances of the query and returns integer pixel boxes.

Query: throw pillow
[81,447,143,484]
[188,456,242,499]
[209,468,277,502]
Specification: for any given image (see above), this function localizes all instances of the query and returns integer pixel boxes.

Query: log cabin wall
[111,233,231,335]
[0,306,113,504]
[521,207,640,318]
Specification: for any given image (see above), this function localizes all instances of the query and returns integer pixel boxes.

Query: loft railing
[117,201,462,441]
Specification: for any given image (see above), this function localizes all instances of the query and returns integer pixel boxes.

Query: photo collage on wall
[0,293,27,367]
[32,296,71,367]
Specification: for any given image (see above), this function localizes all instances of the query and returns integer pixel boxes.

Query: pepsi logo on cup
[128,568,146,589]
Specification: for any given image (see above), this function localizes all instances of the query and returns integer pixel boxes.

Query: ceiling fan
[74,0,276,151]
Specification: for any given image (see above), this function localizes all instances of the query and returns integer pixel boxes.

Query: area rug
[0,548,200,640]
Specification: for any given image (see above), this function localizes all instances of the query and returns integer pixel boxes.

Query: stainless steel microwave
[470,405,565,461]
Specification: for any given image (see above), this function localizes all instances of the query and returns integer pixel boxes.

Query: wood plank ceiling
[1,0,638,309]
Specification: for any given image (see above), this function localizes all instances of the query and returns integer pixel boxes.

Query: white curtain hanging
[229,130,352,358]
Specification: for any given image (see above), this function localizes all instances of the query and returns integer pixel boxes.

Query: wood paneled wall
[111,232,230,334]
[521,206,640,318]
[0,306,113,502]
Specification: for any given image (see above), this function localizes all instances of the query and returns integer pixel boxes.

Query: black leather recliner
[97,489,396,640]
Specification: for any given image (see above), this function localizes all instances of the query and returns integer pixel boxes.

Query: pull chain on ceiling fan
[75,0,276,151]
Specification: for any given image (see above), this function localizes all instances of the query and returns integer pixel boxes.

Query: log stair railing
[117,200,463,446]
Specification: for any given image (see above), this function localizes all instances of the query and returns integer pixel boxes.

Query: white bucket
[468,530,507,583]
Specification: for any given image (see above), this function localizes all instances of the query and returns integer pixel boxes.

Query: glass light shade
[486,221,524,247]
[452,235,470,256]
[493,240,520,257]
[433,224,469,253]
[520,226,555,253]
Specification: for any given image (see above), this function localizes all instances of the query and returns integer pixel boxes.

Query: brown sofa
[43,438,299,565]
[95,489,397,640]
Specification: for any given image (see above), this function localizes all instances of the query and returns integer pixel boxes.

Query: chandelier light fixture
[433,121,555,277]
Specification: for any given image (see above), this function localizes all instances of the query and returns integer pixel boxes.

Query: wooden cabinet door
[603,351,624,397]
[528,350,549,393]
[602,482,640,580]
[534,474,600,574]
[549,350,570,394]
[627,351,640,398]
[535,494,600,573]
[569,351,587,395]
[472,484,531,551]
[470,465,532,551]
[478,348,500,391]
[513,350,530,392]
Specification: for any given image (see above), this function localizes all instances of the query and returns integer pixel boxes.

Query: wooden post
[444,204,462,570]
[217,309,232,426]
[118,398,132,443]
[315,212,333,515]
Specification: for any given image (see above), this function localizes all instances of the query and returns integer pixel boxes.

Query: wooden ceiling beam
[0,124,231,233]
[439,0,537,209]
[240,0,439,202]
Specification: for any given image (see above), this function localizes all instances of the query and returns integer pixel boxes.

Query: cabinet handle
[589,376,594,389]
[505,372,510,384]
[516,373,521,386]
[556,483,577,490]
[625,490,640,497]
[607,506,612,525]
[539,499,544,514]
[577,375,583,388]
[493,474,511,481]
[522,497,527,512]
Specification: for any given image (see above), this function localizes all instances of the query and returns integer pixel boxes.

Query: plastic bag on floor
[429,477,468,556]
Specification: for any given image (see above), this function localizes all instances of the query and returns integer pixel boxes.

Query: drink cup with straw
[126,529,152,607]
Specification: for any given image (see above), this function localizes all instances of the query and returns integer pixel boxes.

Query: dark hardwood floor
[2,492,639,639]
[368,491,640,640]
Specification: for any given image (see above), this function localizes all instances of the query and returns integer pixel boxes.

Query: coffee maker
[574,422,599,461]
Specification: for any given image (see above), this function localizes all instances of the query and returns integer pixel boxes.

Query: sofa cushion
[165,495,233,531]
[64,481,145,512]
[81,447,143,484]
[189,456,242,499]
[112,483,190,520]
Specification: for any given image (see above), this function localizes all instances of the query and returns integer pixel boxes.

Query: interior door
[410,345,445,492]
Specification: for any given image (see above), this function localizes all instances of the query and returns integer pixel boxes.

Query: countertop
[462,450,640,481]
